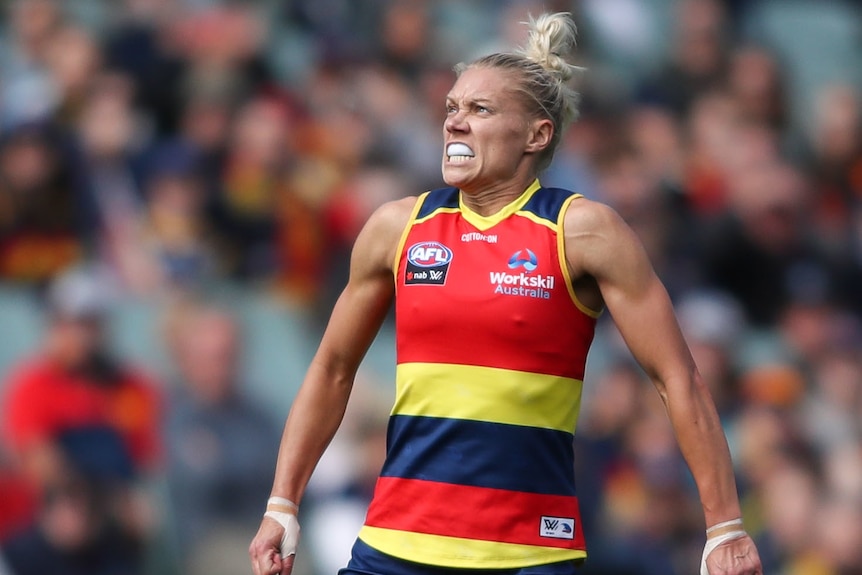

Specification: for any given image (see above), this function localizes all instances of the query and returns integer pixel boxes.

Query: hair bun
[518,12,581,83]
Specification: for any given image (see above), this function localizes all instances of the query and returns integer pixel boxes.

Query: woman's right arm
[249,197,416,575]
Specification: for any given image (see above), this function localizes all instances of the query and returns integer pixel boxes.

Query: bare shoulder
[364,196,419,240]
[562,197,647,279]
[563,197,626,240]
[352,196,419,276]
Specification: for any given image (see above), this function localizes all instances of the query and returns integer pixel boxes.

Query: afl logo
[405,241,452,285]
[407,242,453,268]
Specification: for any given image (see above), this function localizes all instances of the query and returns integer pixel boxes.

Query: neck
[459,172,538,216]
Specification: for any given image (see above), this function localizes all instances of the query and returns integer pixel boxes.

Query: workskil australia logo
[490,249,555,299]
[405,241,452,285]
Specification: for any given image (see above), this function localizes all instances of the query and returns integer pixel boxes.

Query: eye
[476,105,491,114]
[446,104,458,115]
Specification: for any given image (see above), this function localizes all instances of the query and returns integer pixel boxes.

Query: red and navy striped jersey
[359,180,600,568]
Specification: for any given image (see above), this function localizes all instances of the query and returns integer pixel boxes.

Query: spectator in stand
[0,265,161,492]
[73,72,147,263]
[0,122,83,283]
[805,86,862,260]
[171,3,272,103]
[101,0,186,138]
[0,433,145,575]
[639,0,728,117]
[97,135,217,295]
[175,85,235,199]
[724,45,788,133]
[212,96,290,281]
[43,24,102,129]
[163,302,279,575]
[703,157,835,326]
[133,141,217,293]
[212,95,332,295]
[376,0,432,81]
[0,0,63,126]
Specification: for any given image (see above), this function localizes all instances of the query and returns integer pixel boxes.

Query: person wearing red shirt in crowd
[0,266,161,494]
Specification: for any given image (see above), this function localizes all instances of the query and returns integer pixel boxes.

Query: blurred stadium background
[0,0,861,574]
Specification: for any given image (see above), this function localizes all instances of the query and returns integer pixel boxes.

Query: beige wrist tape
[706,518,743,537]
[266,496,299,514]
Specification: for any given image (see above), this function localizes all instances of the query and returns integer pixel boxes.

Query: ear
[525,118,554,154]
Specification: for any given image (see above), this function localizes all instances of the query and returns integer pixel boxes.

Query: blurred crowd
[0,0,861,574]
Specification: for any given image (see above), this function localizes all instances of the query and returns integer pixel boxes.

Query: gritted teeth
[446,143,474,157]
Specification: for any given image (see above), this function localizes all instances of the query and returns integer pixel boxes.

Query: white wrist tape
[700,529,747,575]
[264,510,300,559]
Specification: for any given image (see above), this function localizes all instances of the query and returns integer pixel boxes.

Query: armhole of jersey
[392,192,429,287]
[557,194,603,319]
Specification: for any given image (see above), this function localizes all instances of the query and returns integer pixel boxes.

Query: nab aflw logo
[405,241,452,286]
[540,516,575,540]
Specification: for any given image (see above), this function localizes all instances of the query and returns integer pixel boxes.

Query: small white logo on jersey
[461,232,498,243]
[540,516,575,539]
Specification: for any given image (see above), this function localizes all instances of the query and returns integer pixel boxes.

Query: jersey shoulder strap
[415,187,460,222]
[519,186,581,227]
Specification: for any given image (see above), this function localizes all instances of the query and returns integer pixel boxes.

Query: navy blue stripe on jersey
[380,415,576,497]
[520,188,576,224]
[417,187,460,220]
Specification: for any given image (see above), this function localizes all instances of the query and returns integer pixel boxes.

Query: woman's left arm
[563,199,762,575]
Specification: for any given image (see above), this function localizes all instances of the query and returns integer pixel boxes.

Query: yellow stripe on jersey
[555,194,603,319]
[513,209,557,230]
[392,362,582,433]
[392,192,429,280]
[413,207,461,225]
[358,526,587,569]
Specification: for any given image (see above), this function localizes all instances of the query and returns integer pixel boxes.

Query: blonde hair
[456,12,583,171]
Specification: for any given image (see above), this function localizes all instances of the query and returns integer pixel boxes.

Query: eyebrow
[445,96,495,106]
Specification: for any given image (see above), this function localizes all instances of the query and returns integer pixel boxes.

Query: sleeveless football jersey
[358,180,600,569]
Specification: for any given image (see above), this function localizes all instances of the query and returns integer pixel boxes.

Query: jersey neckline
[458,179,542,232]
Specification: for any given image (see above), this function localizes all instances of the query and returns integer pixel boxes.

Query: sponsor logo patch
[491,249,554,299]
[405,241,452,285]
[461,232,498,243]
[540,516,575,540]
[508,249,538,272]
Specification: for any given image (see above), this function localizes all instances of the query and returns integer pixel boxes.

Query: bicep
[311,202,405,376]
[601,270,695,392]
[314,270,394,376]
[570,204,695,390]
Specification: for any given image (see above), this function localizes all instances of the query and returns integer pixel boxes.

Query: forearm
[661,373,741,526]
[269,356,355,504]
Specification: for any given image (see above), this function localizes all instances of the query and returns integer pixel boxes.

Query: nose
[445,110,469,134]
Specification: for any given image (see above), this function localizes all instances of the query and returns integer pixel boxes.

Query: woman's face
[441,66,548,193]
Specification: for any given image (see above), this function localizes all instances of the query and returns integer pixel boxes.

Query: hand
[703,534,763,575]
[249,515,300,575]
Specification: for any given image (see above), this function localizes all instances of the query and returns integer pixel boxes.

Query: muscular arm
[564,200,740,526]
[251,197,415,575]
[270,197,415,503]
